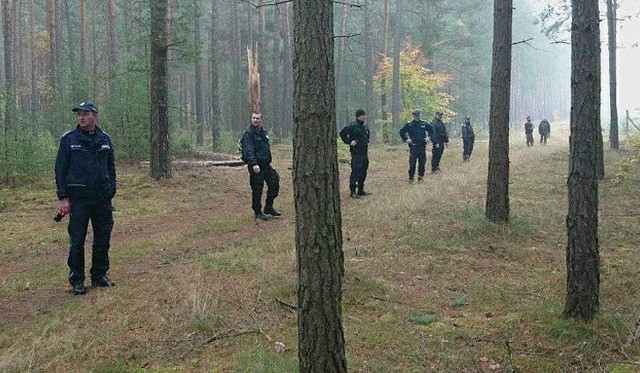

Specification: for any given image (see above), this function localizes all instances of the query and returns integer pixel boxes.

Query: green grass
[1,127,639,372]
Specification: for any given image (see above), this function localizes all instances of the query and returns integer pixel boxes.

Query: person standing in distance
[339,109,370,198]
[430,111,449,173]
[538,118,551,145]
[461,115,475,161]
[399,109,432,182]
[55,101,116,295]
[525,116,534,147]
[241,112,281,220]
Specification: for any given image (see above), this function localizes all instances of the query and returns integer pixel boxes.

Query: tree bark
[209,0,221,151]
[563,0,600,322]
[485,0,512,223]
[194,0,204,147]
[363,0,375,129]
[380,0,389,143]
[150,0,171,179]
[2,0,13,181]
[606,0,618,150]
[390,0,402,129]
[292,1,346,371]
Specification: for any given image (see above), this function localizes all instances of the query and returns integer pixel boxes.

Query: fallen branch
[140,160,245,167]
[204,328,262,344]
[275,298,297,312]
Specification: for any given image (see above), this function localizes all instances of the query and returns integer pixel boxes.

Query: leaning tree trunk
[292,0,346,371]
[485,0,512,223]
[607,0,618,150]
[563,0,600,322]
[150,0,171,179]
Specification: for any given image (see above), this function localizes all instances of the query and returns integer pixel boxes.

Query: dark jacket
[339,120,370,155]
[539,120,550,135]
[525,121,534,134]
[461,121,475,140]
[241,125,273,167]
[55,126,116,202]
[399,120,433,146]
[430,118,449,145]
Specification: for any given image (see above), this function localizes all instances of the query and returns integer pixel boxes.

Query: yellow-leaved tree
[375,43,454,123]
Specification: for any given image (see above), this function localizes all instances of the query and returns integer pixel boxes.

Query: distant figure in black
[539,119,551,145]
[340,109,370,198]
[524,116,534,147]
[399,109,433,182]
[55,101,116,295]
[461,115,475,161]
[430,111,449,173]
[241,112,281,220]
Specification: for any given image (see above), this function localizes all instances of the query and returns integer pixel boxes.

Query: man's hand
[350,140,357,147]
[58,198,71,216]
[405,138,413,145]
[435,143,440,149]
[252,165,261,174]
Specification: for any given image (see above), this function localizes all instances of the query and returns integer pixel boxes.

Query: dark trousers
[463,138,474,160]
[349,153,369,192]
[249,164,280,213]
[526,133,534,147]
[408,145,426,179]
[431,144,445,172]
[540,133,548,145]
[68,199,114,285]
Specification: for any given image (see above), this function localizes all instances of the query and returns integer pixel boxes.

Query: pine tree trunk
[2,0,13,181]
[292,1,346,371]
[607,0,618,150]
[209,0,221,151]
[563,0,600,322]
[150,0,171,179]
[380,0,389,143]
[485,0,512,223]
[194,0,204,147]
[390,0,402,129]
[363,0,375,130]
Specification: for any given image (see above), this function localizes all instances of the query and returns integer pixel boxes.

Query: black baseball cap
[72,101,98,114]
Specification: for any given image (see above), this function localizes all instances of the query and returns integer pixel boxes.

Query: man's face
[357,114,367,122]
[412,114,420,121]
[77,110,97,132]
[436,113,443,120]
[251,114,262,127]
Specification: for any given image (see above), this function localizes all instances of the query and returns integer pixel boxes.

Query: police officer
[461,115,475,161]
[241,112,281,220]
[55,101,116,295]
[339,109,370,198]
[525,116,534,147]
[538,118,551,145]
[430,111,449,173]
[399,109,433,182]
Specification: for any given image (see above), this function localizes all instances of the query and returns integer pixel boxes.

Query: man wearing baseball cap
[55,100,117,295]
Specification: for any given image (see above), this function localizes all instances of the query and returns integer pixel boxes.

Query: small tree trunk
[209,0,221,150]
[390,0,402,129]
[150,0,171,179]
[607,0,618,150]
[194,0,204,147]
[485,0,512,223]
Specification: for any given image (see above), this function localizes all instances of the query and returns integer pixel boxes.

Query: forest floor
[1,124,639,372]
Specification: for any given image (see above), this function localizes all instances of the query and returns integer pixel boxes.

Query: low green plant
[410,314,437,325]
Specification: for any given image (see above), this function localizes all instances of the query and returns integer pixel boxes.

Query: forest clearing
[1,126,639,372]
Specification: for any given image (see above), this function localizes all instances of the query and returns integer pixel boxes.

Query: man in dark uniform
[399,109,432,182]
[461,115,475,162]
[339,109,370,198]
[241,112,281,220]
[525,116,534,147]
[430,111,449,173]
[55,101,116,295]
[539,118,551,145]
